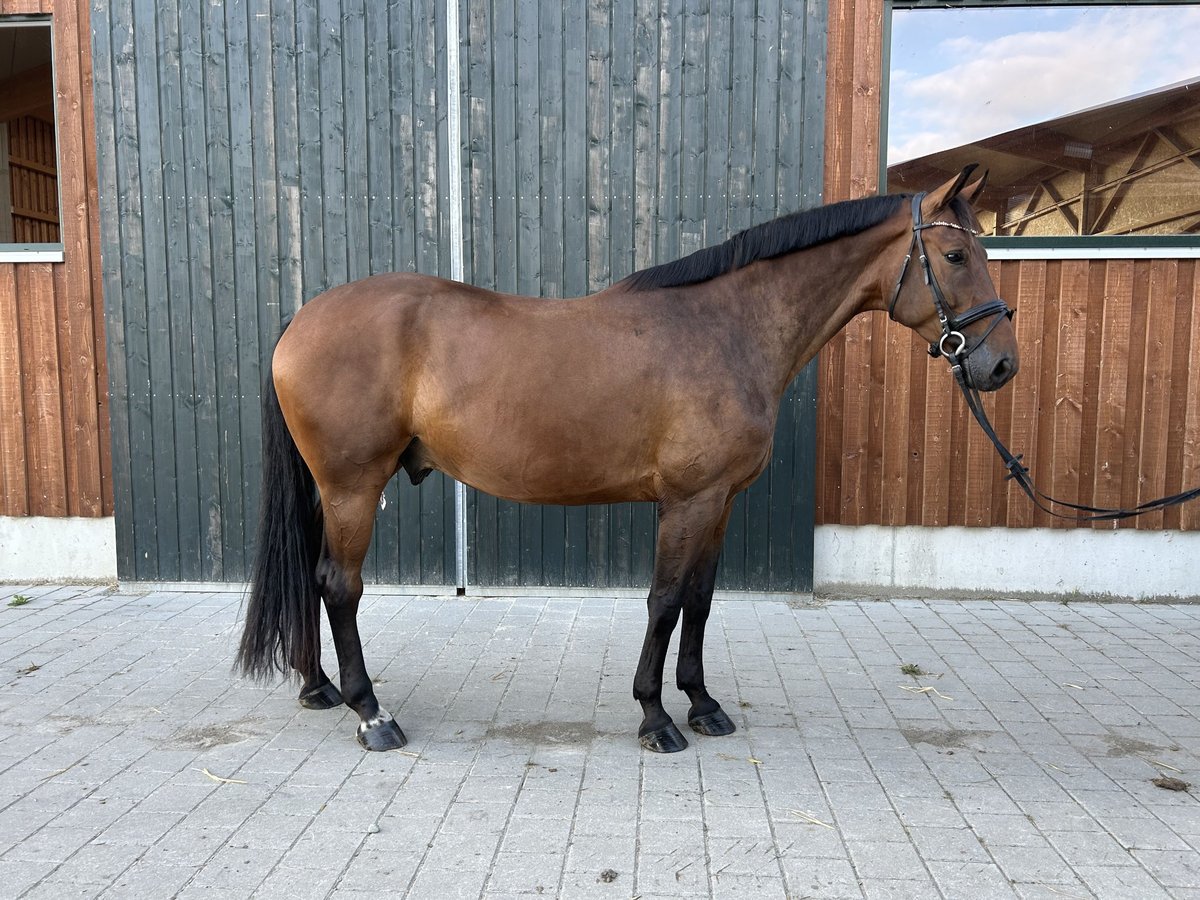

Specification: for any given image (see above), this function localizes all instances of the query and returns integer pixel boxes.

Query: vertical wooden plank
[920,350,952,526]
[800,0,826,209]
[630,0,658,277]
[91,0,137,569]
[750,0,781,225]
[654,0,683,264]
[1028,262,1062,528]
[80,0,113,519]
[849,0,882,197]
[273,0,303,320]
[815,332,845,524]
[49,0,104,517]
[1004,261,1045,527]
[178,0,222,577]
[987,260,1021,525]
[1180,263,1200,531]
[880,304,911,524]
[904,333,927,524]
[1092,260,1132,517]
[822,0,854,203]
[1135,261,1176,530]
[560,0,588,294]
[944,338,969,527]
[341,1,368,283]
[679,0,706,256]
[0,265,28,515]
[109,0,159,577]
[365,0,399,583]
[1075,263,1108,517]
[839,314,872,523]
[156,0,202,578]
[17,265,67,516]
[864,311,887,525]
[1163,261,1195,532]
[1120,261,1151,527]
[249,0,281,371]
[586,0,613,286]
[790,363,818,590]
[1049,261,1088,528]
[296,0,326,294]
[132,0,182,573]
[205,0,245,577]
[704,0,732,238]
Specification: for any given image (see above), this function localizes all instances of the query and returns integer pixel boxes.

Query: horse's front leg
[676,499,736,737]
[633,488,730,753]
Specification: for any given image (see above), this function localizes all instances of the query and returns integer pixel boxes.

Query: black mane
[620,193,910,292]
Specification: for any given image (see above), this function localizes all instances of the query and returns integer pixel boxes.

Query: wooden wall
[91,0,459,582]
[818,0,1200,532]
[92,0,828,588]
[462,0,826,591]
[0,0,110,519]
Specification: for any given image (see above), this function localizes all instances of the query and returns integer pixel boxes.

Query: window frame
[0,15,65,264]
[882,0,1200,259]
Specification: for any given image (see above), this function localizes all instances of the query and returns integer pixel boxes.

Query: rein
[895,193,1200,522]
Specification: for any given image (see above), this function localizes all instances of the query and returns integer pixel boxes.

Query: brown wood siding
[819,0,1199,531]
[0,0,110,518]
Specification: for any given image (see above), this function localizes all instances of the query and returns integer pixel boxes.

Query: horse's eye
[944,250,966,266]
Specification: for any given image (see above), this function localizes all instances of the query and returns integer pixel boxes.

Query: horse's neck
[728,229,891,392]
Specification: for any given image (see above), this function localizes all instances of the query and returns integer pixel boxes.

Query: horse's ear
[962,168,988,205]
[920,164,980,218]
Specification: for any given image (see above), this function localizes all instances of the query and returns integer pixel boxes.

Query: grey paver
[1,586,1198,898]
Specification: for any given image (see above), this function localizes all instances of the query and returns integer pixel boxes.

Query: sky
[888,5,1200,163]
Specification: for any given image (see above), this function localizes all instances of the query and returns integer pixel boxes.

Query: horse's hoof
[299,681,344,710]
[356,709,407,751]
[639,722,689,753]
[689,708,736,736]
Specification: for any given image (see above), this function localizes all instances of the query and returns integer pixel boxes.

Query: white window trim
[986,246,1200,260]
[0,247,64,263]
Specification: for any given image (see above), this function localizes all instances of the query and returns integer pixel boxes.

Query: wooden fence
[818,0,1200,532]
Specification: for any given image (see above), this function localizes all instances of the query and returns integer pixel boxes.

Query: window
[0,19,61,257]
[885,3,1200,252]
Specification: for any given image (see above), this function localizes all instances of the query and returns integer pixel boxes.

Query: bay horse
[237,166,1018,753]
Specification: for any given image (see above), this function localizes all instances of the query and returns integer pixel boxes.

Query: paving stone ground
[0,585,1198,899]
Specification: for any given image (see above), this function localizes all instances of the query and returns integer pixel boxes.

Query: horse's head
[885,166,1018,392]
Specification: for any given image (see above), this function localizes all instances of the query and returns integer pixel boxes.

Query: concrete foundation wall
[4,517,1197,601]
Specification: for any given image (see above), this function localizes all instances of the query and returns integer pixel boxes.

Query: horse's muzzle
[966,348,1018,392]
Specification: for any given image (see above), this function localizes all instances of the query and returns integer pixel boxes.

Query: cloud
[888,8,1200,163]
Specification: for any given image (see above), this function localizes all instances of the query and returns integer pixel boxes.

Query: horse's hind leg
[316,484,407,751]
[634,488,729,753]
[297,648,343,710]
[676,500,736,737]
[295,512,344,710]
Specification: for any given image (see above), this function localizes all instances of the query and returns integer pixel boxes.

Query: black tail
[236,350,323,681]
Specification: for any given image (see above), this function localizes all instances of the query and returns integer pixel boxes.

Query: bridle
[891,193,1200,522]
[886,191,1013,368]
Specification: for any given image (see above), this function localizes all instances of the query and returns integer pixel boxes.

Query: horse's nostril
[992,356,1016,385]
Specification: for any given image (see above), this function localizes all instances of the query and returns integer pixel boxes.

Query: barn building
[1,0,1197,599]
